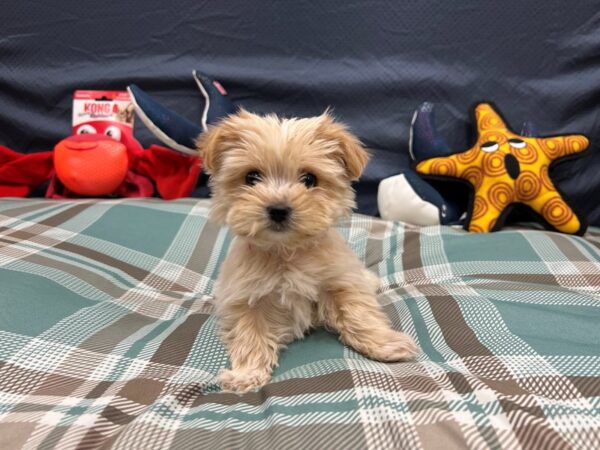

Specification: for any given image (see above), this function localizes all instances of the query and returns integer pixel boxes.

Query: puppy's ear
[316,112,370,180]
[195,125,223,175]
[196,108,255,174]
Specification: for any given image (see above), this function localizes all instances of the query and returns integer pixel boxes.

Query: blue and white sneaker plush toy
[127,70,236,156]
[377,102,537,226]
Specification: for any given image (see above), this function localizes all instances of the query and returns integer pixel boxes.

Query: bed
[0,198,598,449]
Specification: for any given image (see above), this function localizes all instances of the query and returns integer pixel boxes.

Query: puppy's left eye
[245,171,262,186]
[300,173,317,188]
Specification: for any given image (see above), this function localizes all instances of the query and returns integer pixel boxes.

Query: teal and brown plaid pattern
[0,198,599,449]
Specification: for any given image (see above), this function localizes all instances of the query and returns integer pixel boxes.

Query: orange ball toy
[54,135,129,196]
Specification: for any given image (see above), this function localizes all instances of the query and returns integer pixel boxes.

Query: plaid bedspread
[0,198,599,450]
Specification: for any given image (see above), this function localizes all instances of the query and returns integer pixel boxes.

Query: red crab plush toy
[0,132,201,200]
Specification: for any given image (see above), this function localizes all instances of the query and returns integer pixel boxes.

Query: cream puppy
[197,110,418,392]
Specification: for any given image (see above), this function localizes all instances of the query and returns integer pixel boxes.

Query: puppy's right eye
[245,171,262,186]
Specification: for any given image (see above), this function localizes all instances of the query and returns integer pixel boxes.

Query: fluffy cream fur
[197,110,418,392]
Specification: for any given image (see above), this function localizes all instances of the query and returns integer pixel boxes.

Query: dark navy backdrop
[1,1,599,223]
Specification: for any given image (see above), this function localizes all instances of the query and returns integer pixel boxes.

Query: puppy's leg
[217,300,290,393]
[321,272,418,361]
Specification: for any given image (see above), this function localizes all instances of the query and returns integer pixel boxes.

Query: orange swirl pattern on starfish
[416,103,589,233]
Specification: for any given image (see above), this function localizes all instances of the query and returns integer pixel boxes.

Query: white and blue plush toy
[127,70,236,155]
[378,103,464,226]
[377,102,538,226]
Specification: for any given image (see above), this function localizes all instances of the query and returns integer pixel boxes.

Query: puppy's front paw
[358,330,419,362]
[218,368,271,393]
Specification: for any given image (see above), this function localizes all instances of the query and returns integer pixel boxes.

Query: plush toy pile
[0,73,593,236]
[379,102,590,235]
[0,72,235,200]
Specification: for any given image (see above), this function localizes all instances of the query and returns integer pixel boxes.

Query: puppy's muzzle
[267,204,291,230]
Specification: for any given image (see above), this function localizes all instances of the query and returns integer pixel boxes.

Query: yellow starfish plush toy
[416,103,589,234]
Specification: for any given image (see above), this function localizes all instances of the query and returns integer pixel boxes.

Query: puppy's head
[196,109,369,248]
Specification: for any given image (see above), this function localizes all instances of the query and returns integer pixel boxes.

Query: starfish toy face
[416,103,589,233]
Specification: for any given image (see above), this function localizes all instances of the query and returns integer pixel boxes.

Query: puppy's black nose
[267,204,291,224]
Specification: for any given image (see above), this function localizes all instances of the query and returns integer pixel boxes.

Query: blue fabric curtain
[1,1,599,223]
